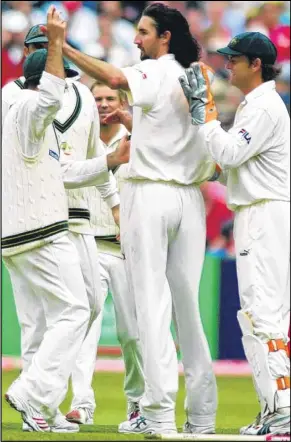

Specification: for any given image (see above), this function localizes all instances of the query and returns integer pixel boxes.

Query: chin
[140,53,150,61]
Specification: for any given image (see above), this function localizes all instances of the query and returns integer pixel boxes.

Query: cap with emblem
[23,48,79,83]
[217,32,278,65]
[24,24,48,45]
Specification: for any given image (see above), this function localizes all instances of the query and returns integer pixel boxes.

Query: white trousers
[71,248,145,412]
[66,231,103,410]
[120,181,217,425]
[3,235,90,414]
[234,200,290,409]
[98,250,145,403]
[5,232,103,412]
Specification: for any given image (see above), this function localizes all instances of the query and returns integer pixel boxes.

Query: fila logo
[238,128,251,144]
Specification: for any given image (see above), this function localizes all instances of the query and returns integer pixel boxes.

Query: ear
[251,57,262,73]
[23,46,29,57]
[161,30,171,45]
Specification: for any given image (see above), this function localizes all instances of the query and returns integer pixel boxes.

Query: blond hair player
[66,80,145,426]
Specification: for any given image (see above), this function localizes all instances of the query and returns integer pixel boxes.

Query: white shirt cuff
[105,193,120,209]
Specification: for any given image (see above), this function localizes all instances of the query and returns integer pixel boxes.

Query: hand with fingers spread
[102,109,133,133]
[179,62,218,125]
[40,4,67,44]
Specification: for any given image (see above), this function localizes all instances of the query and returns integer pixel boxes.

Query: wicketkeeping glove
[179,62,218,125]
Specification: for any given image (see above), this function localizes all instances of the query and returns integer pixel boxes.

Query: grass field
[2,370,259,441]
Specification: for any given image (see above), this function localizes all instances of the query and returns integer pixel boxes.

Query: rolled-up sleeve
[121,60,160,110]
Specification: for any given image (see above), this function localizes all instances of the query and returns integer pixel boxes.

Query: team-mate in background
[66,80,145,426]
[180,32,290,437]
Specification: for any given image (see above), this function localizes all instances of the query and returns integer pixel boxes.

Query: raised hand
[40,5,67,44]
[102,109,133,133]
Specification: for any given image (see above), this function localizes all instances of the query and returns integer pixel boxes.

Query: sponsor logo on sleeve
[49,149,59,161]
[238,128,251,144]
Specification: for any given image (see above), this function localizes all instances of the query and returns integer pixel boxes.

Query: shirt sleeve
[61,155,110,189]
[121,60,161,110]
[17,71,66,159]
[199,107,275,169]
[95,171,120,209]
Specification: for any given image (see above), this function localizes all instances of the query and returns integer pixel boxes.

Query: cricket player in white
[2,8,90,433]
[2,24,121,429]
[2,8,130,433]
[61,3,220,435]
[66,81,144,425]
[181,32,290,437]
[54,73,121,426]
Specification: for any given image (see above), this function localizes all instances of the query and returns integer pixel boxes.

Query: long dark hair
[142,3,201,68]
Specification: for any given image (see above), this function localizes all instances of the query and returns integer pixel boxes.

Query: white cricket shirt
[2,76,119,235]
[55,80,119,235]
[121,54,216,185]
[199,81,290,210]
[90,124,129,237]
[2,72,68,256]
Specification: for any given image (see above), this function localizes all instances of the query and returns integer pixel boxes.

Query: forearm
[45,41,65,80]
[61,152,128,189]
[63,42,128,89]
[199,121,250,169]
[61,156,109,189]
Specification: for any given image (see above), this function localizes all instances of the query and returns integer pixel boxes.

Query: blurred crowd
[2,0,290,259]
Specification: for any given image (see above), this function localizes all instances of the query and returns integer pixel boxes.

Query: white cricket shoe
[183,421,215,434]
[118,415,177,434]
[5,392,50,432]
[240,410,290,436]
[22,414,79,433]
[127,401,140,420]
[66,407,93,425]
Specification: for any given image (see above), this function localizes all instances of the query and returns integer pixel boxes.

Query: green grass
[2,370,259,441]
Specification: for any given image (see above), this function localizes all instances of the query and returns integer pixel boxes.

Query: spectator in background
[82,13,131,67]
[211,78,244,130]
[187,7,205,43]
[203,38,231,80]
[98,1,140,64]
[202,1,232,48]
[207,219,235,259]
[246,1,290,64]
[276,62,290,112]
[200,182,234,251]
[1,10,29,86]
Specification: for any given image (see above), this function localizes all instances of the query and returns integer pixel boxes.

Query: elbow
[108,74,126,90]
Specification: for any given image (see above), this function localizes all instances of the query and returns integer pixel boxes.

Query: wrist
[48,39,63,46]
[107,152,118,170]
